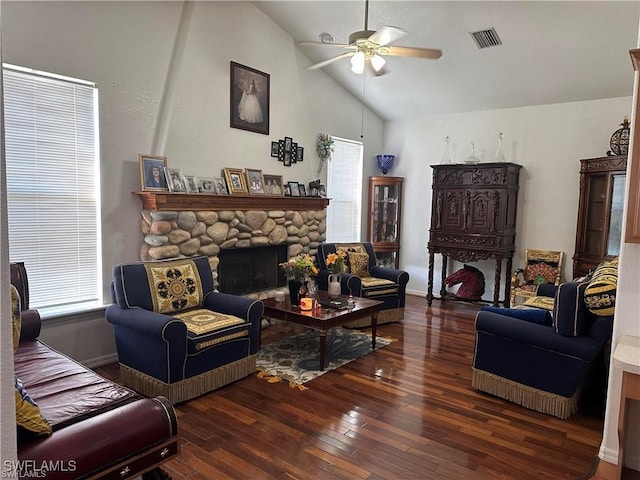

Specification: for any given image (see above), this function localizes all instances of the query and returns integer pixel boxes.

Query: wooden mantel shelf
[135,191,330,211]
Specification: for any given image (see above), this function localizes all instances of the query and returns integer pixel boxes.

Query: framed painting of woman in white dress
[230,62,270,135]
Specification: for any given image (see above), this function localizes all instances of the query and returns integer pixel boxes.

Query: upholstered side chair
[106,255,264,404]
[315,242,409,327]
[510,249,564,307]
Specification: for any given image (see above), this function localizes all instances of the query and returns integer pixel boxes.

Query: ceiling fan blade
[367,26,407,46]
[386,45,442,59]
[297,41,354,49]
[307,52,355,70]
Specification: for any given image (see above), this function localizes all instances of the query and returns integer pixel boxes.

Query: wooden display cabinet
[427,162,522,307]
[572,155,627,278]
[368,176,403,269]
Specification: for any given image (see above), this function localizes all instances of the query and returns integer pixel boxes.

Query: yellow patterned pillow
[11,285,21,352]
[174,309,244,335]
[15,376,52,436]
[584,258,618,316]
[334,244,366,274]
[348,252,370,277]
[145,260,203,313]
[522,295,555,311]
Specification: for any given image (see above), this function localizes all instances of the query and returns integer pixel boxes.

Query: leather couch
[11,262,179,479]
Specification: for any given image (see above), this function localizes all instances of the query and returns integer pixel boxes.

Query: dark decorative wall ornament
[607,116,630,156]
[270,137,303,167]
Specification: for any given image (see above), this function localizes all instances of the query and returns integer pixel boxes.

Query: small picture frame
[298,184,307,197]
[297,146,304,162]
[263,174,284,196]
[139,154,168,191]
[198,177,215,194]
[270,141,279,158]
[318,184,327,197]
[165,167,187,193]
[284,136,293,152]
[288,181,300,197]
[245,168,266,195]
[213,176,228,195]
[223,167,248,195]
[184,175,198,193]
[284,184,292,196]
[283,151,292,167]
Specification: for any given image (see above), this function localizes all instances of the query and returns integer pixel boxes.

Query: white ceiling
[254,1,640,121]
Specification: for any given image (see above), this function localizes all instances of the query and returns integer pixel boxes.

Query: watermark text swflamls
[2,460,77,478]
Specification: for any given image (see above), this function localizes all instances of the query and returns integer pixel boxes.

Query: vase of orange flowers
[279,253,318,306]
[325,251,346,298]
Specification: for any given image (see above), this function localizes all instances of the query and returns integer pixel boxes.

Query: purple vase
[376,155,395,175]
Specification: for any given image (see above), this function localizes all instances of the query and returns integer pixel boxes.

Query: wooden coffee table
[262,291,384,370]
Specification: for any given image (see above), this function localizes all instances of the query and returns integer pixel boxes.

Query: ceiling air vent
[470,28,502,49]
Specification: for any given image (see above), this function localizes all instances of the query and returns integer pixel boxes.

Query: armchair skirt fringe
[120,354,256,404]
[472,368,579,419]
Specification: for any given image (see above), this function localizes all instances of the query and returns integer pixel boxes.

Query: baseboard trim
[598,445,640,474]
[82,352,119,369]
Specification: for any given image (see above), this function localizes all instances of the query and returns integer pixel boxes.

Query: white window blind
[326,137,363,242]
[4,64,101,314]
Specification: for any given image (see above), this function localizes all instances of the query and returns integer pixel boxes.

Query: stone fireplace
[136,192,329,299]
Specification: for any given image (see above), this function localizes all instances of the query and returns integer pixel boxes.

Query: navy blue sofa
[106,255,264,404]
[472,279,613,419]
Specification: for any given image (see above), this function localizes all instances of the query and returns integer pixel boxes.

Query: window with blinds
[326,137,363,242]
[4,64,102,316]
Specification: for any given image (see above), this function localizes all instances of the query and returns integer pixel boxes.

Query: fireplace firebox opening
[217,245,288,295]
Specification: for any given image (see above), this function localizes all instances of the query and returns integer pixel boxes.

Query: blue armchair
[472,279,613,419]
[106,256,264,404]
[316,242,409,327]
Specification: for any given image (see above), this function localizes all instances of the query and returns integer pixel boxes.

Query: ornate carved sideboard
[427,162,522,307]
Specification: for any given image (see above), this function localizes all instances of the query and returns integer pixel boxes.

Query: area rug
[256,327,393,390]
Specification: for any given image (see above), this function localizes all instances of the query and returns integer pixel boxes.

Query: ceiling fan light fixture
[351,51,366,74]
[370,54,386,72]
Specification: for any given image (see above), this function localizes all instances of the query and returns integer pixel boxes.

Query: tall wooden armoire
[427,162,522,307]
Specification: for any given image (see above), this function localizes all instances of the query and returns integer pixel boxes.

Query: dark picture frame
[139,154,168,191]
[297,146,304,162]
[288,181,300,197]
[270,141,279,157]
[298,184,307,197]
[230,62,270,135]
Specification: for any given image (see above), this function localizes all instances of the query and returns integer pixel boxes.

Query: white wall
[385,97,633,299]
[0,0,383,364]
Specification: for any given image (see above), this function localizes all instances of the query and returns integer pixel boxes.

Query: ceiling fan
[298,0,442,76]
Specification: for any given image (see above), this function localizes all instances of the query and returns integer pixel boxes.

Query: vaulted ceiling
[255,1,640,121]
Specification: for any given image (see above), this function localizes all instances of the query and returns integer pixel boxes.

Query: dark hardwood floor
[98,294,619,480]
